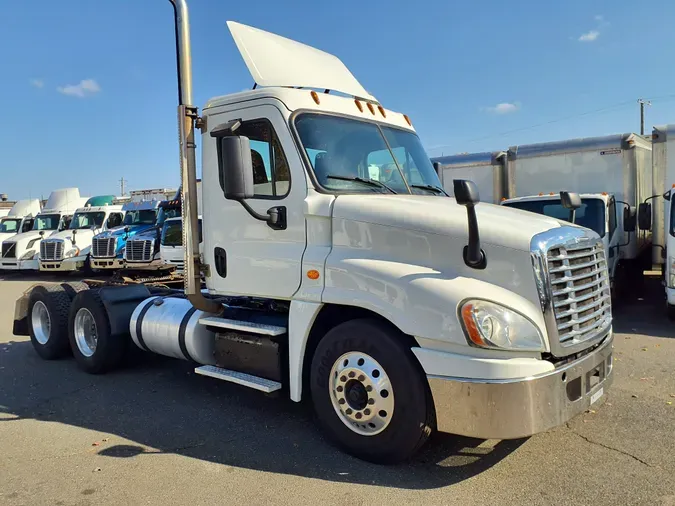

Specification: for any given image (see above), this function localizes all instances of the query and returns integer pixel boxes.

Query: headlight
[669,257,675,289]
[460,300,545,351]
[20,250,36,260]
[65,248,80,258]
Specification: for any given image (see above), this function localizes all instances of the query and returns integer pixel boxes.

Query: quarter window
[608,198,617,238]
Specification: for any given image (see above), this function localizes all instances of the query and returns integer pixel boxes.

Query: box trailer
[432,151,506,204]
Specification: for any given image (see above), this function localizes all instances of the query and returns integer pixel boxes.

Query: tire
[60,282,89,300]
[27,284,72,360]
[310,318,435,464]
[68,289,127,374]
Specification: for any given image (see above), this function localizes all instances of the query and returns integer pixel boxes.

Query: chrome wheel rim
[31,301,51,345]
[74,308,98,357]
[329,352,394,436]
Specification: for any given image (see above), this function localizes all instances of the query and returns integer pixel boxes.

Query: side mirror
[638,202,652,231]
[216,136,254,201]
[433,161,441,176]
[39,230,44,237]
[664,190,672,202]
[560,191,581,223]
[453,179,485,269]
[623,206,637,232]
[72,229,77,245]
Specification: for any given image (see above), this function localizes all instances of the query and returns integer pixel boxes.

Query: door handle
[214,247,227,278]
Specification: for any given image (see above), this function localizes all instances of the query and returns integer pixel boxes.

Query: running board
[194,365,282,393]
[198,317,286,336]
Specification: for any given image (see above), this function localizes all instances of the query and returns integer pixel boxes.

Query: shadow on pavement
[0,338,525,490]
[612,277,674,339]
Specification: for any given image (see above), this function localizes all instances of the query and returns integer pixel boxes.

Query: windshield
[33,214,61,231]
[69,211,105,230]
[294,114,442,195]
[156,207,180,227]
[0,218,21,234]
[123,209,157,226]
[670,199,675,237]
[503,198,605,237]
[161,219,202,246]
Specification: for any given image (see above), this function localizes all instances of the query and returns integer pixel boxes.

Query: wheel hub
[74,308,98,358]
[31,301,51,345]
[329,352,395,436]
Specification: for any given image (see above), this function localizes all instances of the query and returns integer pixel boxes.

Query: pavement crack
[566,424,654,467]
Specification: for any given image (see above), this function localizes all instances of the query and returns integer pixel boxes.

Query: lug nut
[368,399,375,405]
[358,374,365,381]
[348,371,355,378]
[364,408,371,415]
[338,398,345,405]
[366,385,373,392]
[346,408,353,415]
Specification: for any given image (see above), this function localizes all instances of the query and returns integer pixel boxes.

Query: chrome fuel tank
[129,296,218,365]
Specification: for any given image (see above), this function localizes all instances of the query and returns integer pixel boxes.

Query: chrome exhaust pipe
[168,0,220,314]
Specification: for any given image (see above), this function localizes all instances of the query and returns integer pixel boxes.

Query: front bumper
[39,258,84,272]
[1,258,38,270]
[427,332,614,439]
[123,259,167,271]
[91,257,124,270]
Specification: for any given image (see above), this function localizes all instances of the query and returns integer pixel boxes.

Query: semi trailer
[2,188,88,271]
[39,196,124,273]
[13,2,614,464]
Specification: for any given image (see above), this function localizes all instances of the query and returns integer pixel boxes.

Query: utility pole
[637,98,652,135]
[119,177,128,197]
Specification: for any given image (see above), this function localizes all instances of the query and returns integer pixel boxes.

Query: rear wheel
[68,290,127,374]
[310,318,434,464]
[28,285,72,360]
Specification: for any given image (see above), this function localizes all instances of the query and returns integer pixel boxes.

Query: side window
[218,119,290,198]
[106,213,123,229]
[21,219,34,233]
[608,198,617,238]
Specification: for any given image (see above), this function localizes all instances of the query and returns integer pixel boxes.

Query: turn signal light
[307,270,320,280]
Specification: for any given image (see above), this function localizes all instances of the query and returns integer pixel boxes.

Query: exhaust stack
[168,0,220,314]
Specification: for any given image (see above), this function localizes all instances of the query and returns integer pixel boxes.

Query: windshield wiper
[326,175,397,194]
[411,184,448,196]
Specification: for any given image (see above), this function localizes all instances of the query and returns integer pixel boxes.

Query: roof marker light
[378,105,386,118]
[403,114,412,126]
[354,99,363,112]
[367,102,375,115]
[311,91,320,105]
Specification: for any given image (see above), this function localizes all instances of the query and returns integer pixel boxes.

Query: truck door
[202,104,307,299]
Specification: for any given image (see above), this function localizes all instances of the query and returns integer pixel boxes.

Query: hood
[98,223,156,240]
[4,229,59,246]
[0,232,17,243]
[331,195,567,252]
[46,228,98,246]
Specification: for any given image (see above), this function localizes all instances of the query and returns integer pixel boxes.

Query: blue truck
[90,200,164,270]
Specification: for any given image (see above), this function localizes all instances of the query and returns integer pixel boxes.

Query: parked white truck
[0,199,42,247]
[39,196,124,273]
[433,134,654,296]
[651,125,675,318]
[2,188,87,271]
[159,215,203,273]
[13,3,614,464]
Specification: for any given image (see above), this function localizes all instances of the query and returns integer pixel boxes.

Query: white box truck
[432,151,507,204]
[1,188,88,271]
[650,125,675,318]
[435,134,653,296]
[0,199,42,247]
[12,3,614,464]
[39,196,125,273]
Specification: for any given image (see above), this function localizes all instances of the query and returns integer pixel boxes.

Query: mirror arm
[238,199,270,222]
[568,209,576,224]
[464,204,485,268]
[237,199,287,231]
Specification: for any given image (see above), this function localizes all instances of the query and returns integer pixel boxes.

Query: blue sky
[2,0,675,200]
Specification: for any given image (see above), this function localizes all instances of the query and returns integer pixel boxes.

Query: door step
[194,365,282,393]
[198,316,286,336]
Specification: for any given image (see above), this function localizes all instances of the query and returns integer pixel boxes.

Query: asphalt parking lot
[0,272,674,506]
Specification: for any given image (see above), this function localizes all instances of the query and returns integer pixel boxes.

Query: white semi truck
[2,188,88,271]
[159,215,203,273]
[12,2,614,463]
[433,134,654,296]
[0,199,42,247]
[39,197,124,273]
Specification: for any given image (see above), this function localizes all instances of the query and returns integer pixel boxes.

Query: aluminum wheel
[74,307,98,358]
[31,301,51,345]
[329,352,395,436]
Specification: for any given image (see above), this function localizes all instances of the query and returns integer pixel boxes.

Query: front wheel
[310,318,435,464]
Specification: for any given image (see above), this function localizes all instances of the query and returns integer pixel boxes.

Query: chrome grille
[92,237,116,258]
[2,242,16,258]
[40,240,64,261]
[125,239,154,262]
[547,242,611,346]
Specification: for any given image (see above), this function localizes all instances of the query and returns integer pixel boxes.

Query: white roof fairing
[227,21,376,102]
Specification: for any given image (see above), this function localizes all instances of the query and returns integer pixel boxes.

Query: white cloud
[484,102,520,114]
[57,79,101,98]
[578,30,600,42]
[29,78,44,88]
[594,15,604,22]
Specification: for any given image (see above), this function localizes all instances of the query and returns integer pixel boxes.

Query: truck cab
[39,196,124,272]
[1,188,87,270]
[90,200,162,270]
[123,199,182,270]
[501,193,624,283]
[14,13,614,464]
[0,199,42,249]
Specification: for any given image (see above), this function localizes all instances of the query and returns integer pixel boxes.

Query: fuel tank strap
[178,307,198,362]
[134,299,154,351]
